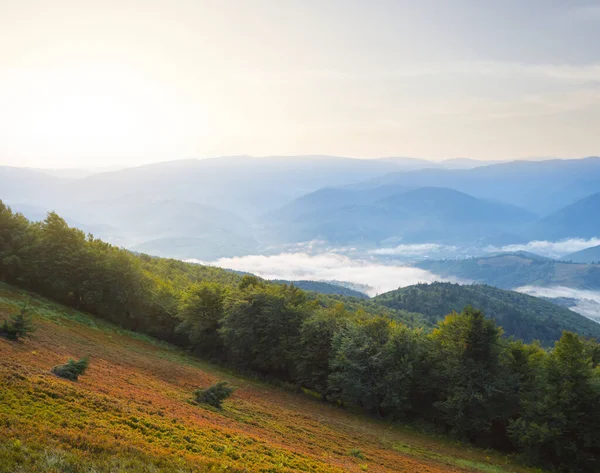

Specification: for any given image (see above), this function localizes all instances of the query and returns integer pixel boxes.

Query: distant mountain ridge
[565,245,600,264]
[3,156,415,257]
[530,192,600,240]
[351,156,600,215]
[261,186,535,246]
[3,156,447,216]
[261,184,415,226]
[261,157,600,250]
[3,156,600,261]
[415,253,600,291]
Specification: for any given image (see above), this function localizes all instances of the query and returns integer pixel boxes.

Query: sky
[1,0,600,168]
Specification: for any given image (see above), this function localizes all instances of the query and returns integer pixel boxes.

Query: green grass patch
[393,442,522,473]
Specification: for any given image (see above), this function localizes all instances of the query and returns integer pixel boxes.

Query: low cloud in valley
[486,238,600,258]
[369,243,457,257]
[516,285,600,322]
[192,252,458,296]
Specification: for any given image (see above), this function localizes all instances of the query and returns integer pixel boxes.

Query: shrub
[52,356,90,381]
[349,449,365,460]
[194,381,235,408]
[1,303,34,341]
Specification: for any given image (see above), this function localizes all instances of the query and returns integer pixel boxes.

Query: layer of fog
[369,238,600,261]
[487,238,600,259]
[191,252,460,297]
[369,243,457,257]
[516,286,600,323]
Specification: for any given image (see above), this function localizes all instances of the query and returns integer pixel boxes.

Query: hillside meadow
[0,284,543,473]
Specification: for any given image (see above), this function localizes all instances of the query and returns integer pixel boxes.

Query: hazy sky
[2,0,600,168]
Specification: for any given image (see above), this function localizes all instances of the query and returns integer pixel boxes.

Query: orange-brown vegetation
[0,284,543,473]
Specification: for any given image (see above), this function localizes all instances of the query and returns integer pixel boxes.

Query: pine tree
[52,355,90,381]
[508,332,600,472]
[194,381,235,408]
[431,306,506,442]
[1,302,34,341]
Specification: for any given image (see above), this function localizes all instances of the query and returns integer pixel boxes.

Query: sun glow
[0,65,212,166]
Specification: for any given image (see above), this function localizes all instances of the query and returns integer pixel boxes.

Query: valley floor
[0,284,543,473]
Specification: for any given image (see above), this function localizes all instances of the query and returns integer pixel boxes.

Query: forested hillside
[0,200,418,343]
[374,282,600,344]
[3,201,596,343]
[2,200,600,472]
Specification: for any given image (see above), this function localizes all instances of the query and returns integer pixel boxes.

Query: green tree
[52,355,90,381]
[508,332,600,471]
[430,307,506,442]
[194,381,235,409]
[583,336,600,368]
[500,339,546,421]
[1,302,34,341]
[238,274,265,291]
[297,303,348,397]
[176,282,227,356]
[328,317,390,416]
[328,317,426,418]
[29,212,90,305]
[73,238,149,332]
[328,319,383,414]
[0,201,35,284]
[220,285,312,379]
[378,323,428,419]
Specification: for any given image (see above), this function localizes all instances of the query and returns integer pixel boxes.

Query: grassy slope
[0,284,543,473]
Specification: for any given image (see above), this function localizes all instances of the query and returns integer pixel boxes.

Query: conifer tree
[52,355,90,381]
[431,306,506,441]
[1,302,34,341]
[194,381,235,408]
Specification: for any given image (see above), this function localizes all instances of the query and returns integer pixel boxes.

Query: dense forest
[375,282,600,344]
[1,200,600,472]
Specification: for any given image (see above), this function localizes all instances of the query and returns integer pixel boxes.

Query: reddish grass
[0,285,542,473]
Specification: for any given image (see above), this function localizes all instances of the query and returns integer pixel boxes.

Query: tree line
[1,201,599,472]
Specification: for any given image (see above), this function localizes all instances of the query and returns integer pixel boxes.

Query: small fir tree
[1,302,34,341]
[52,355,90,381]
[194,381,235,408]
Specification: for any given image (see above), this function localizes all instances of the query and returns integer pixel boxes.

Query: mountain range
[354,156,600,215]
[2,155,600,260]
[260,186,535,246]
